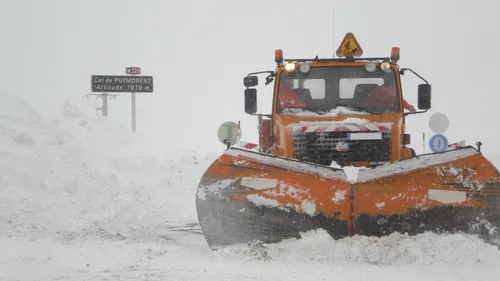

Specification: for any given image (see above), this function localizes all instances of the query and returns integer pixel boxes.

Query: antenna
[332,9,335,57]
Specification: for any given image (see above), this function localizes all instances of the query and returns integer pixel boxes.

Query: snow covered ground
[2,91,500,280]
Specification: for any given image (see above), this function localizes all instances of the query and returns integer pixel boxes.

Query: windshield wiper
[282,106,328,115]
[334,104,375,114]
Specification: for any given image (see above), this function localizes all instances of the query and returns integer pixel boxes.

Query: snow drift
[0,91,215,241]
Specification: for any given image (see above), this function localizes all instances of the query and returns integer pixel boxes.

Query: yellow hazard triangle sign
[336,32,363,57]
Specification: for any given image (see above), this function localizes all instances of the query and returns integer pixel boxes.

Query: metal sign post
[83,92,118,117]
[131,92,136,132]
[126,66,141,133]
[102,92,109,117]
[90,67,153,132]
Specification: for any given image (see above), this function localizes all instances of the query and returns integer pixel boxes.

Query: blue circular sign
[429,134,448,153]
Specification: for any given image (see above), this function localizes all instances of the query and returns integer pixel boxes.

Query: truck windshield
[277,65,400,115]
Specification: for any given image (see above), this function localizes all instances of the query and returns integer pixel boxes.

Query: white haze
[1,0,498,153]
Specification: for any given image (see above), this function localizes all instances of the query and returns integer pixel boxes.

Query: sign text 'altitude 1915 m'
[91,75,154,93]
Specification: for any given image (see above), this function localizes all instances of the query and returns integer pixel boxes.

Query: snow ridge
[0,92,214,241]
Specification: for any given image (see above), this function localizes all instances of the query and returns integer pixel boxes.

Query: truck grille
[293,132,391,167]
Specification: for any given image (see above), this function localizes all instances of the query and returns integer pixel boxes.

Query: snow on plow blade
[196,146,500,249]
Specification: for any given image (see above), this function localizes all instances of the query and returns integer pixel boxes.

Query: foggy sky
[1,0,499,155]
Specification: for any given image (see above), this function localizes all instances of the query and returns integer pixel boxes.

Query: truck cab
[243,33,432,168]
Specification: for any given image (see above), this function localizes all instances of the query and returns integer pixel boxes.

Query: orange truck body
[195,33,500,250]
[257,62,415,164]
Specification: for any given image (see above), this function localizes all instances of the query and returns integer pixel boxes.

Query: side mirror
[418,84,431,110]
[243,76,258,87]
[244,88,257,114]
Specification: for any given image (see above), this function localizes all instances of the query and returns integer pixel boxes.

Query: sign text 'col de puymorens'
[91,75,154,93]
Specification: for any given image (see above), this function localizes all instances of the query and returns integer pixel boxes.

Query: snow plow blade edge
[196,146,500,249]
[353,146,500,240]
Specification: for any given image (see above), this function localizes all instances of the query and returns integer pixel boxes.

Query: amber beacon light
[391,47,400,62]
[275,49,283,64]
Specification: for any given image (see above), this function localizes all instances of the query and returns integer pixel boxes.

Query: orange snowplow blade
[196,147,352,249]
[354,146,500,237]
[196,146,500,249]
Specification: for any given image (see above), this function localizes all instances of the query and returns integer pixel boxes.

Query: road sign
[126,67,141,75]
[217,121,240,148]
[429,112,449,134]
[429,134,448,153]
[91,75,153,93]
[336,32,363,57]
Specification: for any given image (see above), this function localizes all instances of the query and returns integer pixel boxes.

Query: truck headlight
[380,62,391,72]
[365,61,377,72]
[299,63,310,73]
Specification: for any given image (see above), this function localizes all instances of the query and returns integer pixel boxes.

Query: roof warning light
[391,47,400,62]
[275,49,283,64]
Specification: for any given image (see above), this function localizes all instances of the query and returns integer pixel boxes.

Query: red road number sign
[126,67,141,75]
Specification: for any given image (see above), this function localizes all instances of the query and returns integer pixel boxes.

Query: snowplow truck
[196,32,500,249]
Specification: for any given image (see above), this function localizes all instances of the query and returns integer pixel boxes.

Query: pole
[125,65,142,133]
[423,132,426,154]
[82,93,117,117]
[226,123,233,149]
[131,92,136,132]
[102,93,108,117]
[237,120,241,148]
[332,9,335,57]
[130,68,138,133]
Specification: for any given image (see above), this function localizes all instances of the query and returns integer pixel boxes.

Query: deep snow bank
[0,92,216,241]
